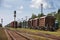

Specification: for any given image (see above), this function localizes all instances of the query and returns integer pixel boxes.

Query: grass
[9,28,60,37]
[0,28,8,40]
[27,34,52,40]
[9,28,52,40]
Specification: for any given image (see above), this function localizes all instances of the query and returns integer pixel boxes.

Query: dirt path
[0,28,8,40]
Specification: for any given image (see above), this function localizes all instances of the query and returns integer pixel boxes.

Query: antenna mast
[41,4,43,15]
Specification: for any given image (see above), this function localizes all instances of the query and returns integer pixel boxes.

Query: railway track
[17,30,60,40]
[5,29,31,40]
[5,28,60,40]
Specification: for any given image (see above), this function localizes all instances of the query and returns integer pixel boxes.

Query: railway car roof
[40,16,46,18]
[40,16,55,19]
[29,19,32,21]
[33,18,39,20]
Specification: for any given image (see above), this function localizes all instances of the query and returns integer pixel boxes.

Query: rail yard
[0,27,60,40]
[0,9,60,40]
[0,0,60,40]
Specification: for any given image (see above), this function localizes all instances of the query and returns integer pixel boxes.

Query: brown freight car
[10,21,18,28]
[39,16,55,31]
[32,18,39,29]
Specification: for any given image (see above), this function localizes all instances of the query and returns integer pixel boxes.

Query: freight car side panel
[10,21,18,28]
[32,20,36,27]
[36,19,39,26]
[11,22,14,28]
[39,18,45,27]
[31,18,39,28]
[45,16,55,28]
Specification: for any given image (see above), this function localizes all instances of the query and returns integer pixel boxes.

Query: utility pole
[26,16,28,21]
[25,16,27,28]
[14,11,16,28]
[21,18,23,28]
[1,18,3,27]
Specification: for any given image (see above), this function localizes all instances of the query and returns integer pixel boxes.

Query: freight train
[28,16,59,31]
[5,21,18,28]
[5,16,59,31]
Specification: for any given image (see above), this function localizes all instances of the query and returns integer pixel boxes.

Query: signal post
[14,11,16,28]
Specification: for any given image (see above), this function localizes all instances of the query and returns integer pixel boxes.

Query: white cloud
[2,0,18,8]
[3,4,12,8]
[4,0,17,2]
[17,10,22,13]
[30,0,52,9]
[19,6,23,10]
[16,6,24,14]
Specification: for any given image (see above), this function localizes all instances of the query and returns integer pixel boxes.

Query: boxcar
[32,18,39,29]
[39,16,56,31]
[10,21,18,28]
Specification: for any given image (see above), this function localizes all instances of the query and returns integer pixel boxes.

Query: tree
[31,13,37,19]
[47,13,52,16]
[55,9,60,27]
[38,13,45,18]
[47,12,56,16]
[57,9,60,22]
[38,14,41,18]
[58,9,60,14]
[40,13,44,17]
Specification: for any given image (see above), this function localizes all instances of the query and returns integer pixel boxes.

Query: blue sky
[0,0,60,26]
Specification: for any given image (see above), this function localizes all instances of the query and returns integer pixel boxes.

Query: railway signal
[14,10,16,28]
[14,11,16,21]
[1,18,3,27]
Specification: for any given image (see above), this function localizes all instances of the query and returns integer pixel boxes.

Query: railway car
[10,21,18,28]
[39,16,56,31]
[28,19,33,29]
[32,18,39,29]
